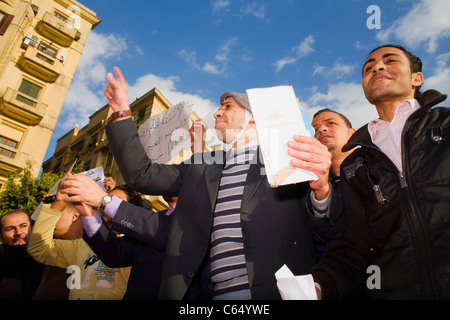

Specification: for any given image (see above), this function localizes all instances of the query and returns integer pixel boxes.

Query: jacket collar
[204,147,266,213]
[342,89,447,152]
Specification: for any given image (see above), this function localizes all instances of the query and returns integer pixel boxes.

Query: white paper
[246,86,318,187]
[275,264,317,300]
[31,166,106,221]
[138,101,194,163]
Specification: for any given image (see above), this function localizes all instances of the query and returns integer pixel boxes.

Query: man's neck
[230,125,258,149]
[374,95,416,122]
[233,135,258,149]
[330,149,353,178]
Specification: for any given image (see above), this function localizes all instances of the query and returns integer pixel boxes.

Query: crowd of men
[1,44,449,300]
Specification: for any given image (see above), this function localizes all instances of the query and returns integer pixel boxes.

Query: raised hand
[104,66,130,113]
[60,173,108,209]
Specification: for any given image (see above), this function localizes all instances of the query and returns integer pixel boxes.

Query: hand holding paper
[247,86,331,187]
[287,135,332,200]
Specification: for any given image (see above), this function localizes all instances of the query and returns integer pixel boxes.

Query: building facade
[0,0,101,191]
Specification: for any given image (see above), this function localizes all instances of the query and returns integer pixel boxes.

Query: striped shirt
[210,144,257,300]
[368,99,420,172]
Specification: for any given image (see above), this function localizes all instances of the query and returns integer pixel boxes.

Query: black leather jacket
[312,90,450,299]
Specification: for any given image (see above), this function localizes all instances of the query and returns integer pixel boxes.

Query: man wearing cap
[62,67,343,300]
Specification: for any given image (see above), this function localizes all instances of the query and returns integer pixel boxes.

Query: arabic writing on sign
[138,101,194,163]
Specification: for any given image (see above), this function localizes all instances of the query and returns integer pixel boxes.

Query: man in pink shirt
[310,44,450,299]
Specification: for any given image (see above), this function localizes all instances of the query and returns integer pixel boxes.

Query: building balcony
[0,87,48,125]
[17,45,63,83]
[0,153,22,177]
[35,11,81,47]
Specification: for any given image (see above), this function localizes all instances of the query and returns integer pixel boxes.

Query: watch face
[102,194,112,208]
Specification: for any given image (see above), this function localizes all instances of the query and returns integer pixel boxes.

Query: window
[18,79,41,99]
[137,108,146,123]
[16,79,42,107]
[0,135,18,159]
[37,42,58,59]
[0,136,18,149]
[0,147,15,158]
[54,11,73,25]
[88,133,98,149]
[0,11,14,35]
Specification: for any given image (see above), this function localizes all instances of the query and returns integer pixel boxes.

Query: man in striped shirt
[62,67,345,299]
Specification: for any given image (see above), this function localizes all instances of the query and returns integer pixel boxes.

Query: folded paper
[275,264,317,300]
[247,86,318,187]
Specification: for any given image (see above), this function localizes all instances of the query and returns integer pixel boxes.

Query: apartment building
[0,0,100,190]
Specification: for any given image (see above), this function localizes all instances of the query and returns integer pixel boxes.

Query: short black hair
[111,185,144,207]
[312,108,353,128]
[366,44,423,98]
[0,210,30,230]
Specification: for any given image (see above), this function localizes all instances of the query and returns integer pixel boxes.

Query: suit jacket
[84,205,171,299]
[105,118,344,300]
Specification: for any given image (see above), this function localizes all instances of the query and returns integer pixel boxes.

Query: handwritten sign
[247,86,318,187]
[138,101,194,163]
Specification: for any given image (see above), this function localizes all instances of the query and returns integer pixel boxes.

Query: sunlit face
[213,97,247,143]
[312,111,354,152]
[362,47,423,105]
[0,212,31,246]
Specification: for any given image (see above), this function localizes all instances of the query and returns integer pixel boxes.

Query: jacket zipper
[373,184,388,205]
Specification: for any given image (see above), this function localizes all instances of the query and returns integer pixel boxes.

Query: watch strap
[111,110,132,120]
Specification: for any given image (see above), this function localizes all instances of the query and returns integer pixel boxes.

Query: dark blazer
[105,118,344,300]
[84,202,172,299]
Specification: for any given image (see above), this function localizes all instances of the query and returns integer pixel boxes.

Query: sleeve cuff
[81,212,103,238]
[104,196,122,219]
[310,188,332,218]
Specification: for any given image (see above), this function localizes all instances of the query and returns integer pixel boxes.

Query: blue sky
[42,0,450,165]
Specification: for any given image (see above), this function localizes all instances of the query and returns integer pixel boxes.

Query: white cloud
[60,31,217,135]
[376,0,450,53]
[313,61,357,79]
[178,49,200,69]
[59,31,128,131]
[127,74,217,118]
[273,34,315,72]
[212,0,230,14]
[422,52,450,95]
[303,82,378,130]
[241,2,267,19]
[179,37,239,75]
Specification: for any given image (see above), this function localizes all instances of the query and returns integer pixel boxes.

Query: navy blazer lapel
[241,150,266,211]
[204,151,225,213]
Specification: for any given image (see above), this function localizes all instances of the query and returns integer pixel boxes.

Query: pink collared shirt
[368,99,421,172]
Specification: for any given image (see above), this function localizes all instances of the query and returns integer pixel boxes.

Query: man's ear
[72,211,81,223]
[412,72,424,88]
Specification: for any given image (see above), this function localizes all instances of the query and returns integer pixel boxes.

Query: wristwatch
[111,110,132,120]
[99,194,113,211]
